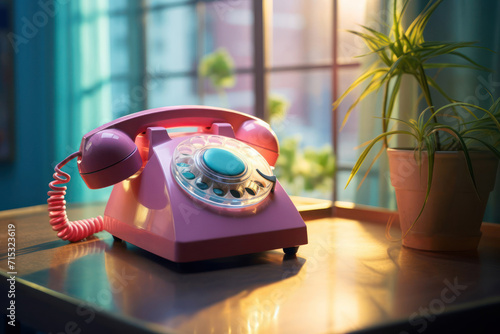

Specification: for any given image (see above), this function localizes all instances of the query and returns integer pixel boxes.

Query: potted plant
[333,0,500,251]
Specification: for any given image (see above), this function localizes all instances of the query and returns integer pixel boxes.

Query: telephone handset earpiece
[78,129,143,189]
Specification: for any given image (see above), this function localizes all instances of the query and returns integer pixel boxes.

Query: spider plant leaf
[431,126,480,197]
[356,144,386,191]
[462,127,499,136]
[458,103,500,130]
[360,25,391,43]
[354,51,392,67]
[346,130,418,189]
[392,0,412,54]
[398,0,412,25]
[425,102,484,129]
[376,117,421,143]
[462,137,500,159]
[347,30,388,51]
[340,72,388,129]
[402,136,435,239]
[421,41,478,58]
[423,63,487,71]
[386,74,403,121]
[426,76,456,103]
[332,65,388,111]
[380,56,407,83]
[423,136,435,208]
[392,0,402,52]
[418,106,434,130]
[401,33,414,50]
[406,0,443,45]
[448,51,493,72]
[382,74,403,144]
[401,137,435,239]
[354,44,391,57]
[357,123,403,190]
[382,80,391,137]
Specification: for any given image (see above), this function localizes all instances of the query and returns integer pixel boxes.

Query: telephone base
[104,215,307,263]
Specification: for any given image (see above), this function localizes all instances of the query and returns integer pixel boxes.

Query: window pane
[336,66,362,165]
[270,70,333,199]
[337,0,368,64]
[271,0,333,67]
[108,0,127,12]
[146,5,197,74]
[108,15,129,77]
[202,0,253,69]
[110,79,132,119]
[335,66,392,208]
[201,73,255,115]
[336,169,381,205]
[148,76,199,108]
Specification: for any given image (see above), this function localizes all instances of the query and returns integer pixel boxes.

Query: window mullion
[252,0,270,121]
[332,0,339,205]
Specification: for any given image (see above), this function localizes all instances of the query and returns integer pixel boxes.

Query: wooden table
[1,202,500,333]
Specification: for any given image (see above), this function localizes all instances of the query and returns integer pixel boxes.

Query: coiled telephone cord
[47,152,104,242]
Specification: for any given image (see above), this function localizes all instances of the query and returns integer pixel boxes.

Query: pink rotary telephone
[48,106,307,262]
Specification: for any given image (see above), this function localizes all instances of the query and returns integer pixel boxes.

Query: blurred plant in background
[269,94,335,198]
[198,48,236,105]
[268,93,289,122]
[275,136,335,197]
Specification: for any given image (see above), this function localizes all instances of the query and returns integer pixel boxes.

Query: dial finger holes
[225,140,241,150]
[211,182,228,197]
[254,181,264,188]
[213,188,226,196]
[172,135,274,209]
[182,172,195,180]
[230,189,242,198]
[190,137,207,147]
[245,182,259,196]
[195,177,210,190]
[178,145,194,155]
[245,188,255,196]
[208,136,223,145]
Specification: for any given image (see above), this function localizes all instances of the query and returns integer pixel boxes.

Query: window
[104,0,374,203]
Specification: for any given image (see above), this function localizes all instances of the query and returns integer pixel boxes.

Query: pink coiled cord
[47,152,104,242]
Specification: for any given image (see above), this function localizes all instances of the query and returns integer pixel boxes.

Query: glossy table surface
[1,203,500,333]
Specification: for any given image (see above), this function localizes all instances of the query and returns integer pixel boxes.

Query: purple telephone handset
[48,105,307,262]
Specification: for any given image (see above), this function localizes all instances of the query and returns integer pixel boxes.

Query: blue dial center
[203,148,245,176]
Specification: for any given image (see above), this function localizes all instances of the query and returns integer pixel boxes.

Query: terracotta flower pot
[387,148,499,251]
